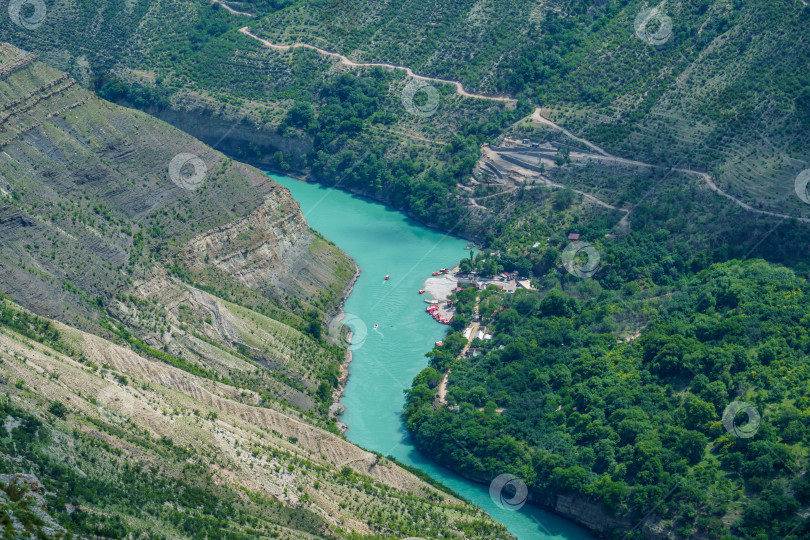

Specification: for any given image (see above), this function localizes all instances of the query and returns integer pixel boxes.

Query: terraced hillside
[6,0,808,235]
[0,297,510,538]
[0,43,513,537]
[0,42,363,422]
[0,0,526,234]
[248,0,810,219]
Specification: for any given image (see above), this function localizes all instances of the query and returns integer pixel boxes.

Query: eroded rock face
[0,43,350,332]
[0,473,66,538]
[0,42,353,416]
[182,186,312,294]
[550,494,679,540]
[0,304,511,539]
[150,104,313,170]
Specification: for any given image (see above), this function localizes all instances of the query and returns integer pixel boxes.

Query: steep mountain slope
[249,0,810,218]
[4,1,809,229]
[0,297,509,538]
[0,0,526,235]
[0,43,512,537]
[0,42,358,419]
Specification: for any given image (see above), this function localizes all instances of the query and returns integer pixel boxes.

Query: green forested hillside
[251,0,810,218]
[159,31,524,229]
[4,0,809,226]
[405,260,810,538]
[3,1,810,538]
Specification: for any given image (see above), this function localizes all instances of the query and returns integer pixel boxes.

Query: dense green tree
[405,261,810,537]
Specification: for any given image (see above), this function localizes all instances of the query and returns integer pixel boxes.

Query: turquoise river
[273,175,592,540]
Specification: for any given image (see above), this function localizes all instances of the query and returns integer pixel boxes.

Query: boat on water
[373,324,378,330]
[419,289,425,294]
[435,341,443,347]
[424,299,439,304]
[384,275,390,280]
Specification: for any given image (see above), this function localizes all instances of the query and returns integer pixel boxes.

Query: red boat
[432,271,441,276]
[435,341,443,347]
[419,289,425,294]
[385,275,390,280]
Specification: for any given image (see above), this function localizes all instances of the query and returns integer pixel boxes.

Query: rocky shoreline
[328,261,361,433]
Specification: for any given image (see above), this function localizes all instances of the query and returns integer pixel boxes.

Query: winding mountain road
[212,1,253,16]
[525,114,810,225]
[241,28,810,225]
[240,28,516,104]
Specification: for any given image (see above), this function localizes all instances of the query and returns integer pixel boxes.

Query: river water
[273,175,592,540]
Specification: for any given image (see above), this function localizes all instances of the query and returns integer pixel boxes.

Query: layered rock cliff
[0,42,514,538]
[0,42,348,327]
[0,42,358,413]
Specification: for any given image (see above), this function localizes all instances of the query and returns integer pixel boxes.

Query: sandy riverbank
[423,267,461,319]
[422,272,459,302]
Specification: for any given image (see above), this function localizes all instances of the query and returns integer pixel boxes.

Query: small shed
[568,233,581,242]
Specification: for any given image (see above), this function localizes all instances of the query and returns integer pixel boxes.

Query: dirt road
[240,28,517,104]
[242,28,810,225]
[525,110,810,225]
[212,0,253,16]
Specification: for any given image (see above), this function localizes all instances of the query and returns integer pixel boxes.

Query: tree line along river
[272,174,592,540]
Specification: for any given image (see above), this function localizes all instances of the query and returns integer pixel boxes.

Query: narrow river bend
[273,175,592,540]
